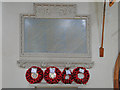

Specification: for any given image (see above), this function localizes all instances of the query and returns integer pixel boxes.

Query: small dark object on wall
[109,0,116,7]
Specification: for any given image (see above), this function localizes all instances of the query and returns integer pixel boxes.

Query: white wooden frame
[17,3,94,69]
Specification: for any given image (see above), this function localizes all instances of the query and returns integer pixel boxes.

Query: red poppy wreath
[44,66,61,84]
[61,68,74,84]
[73,67,90,84]
[25,66,43,84]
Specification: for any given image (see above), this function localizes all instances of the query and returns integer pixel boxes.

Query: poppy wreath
[73,67,90,84]
[61,68,74,84]
[25,66,43,84]
[44,66,61,84]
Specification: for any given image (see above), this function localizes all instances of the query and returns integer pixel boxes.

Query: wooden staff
[99,0,106,57]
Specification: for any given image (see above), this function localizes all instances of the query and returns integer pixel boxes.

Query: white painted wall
[2,2,118,88]
[0,1,2,90]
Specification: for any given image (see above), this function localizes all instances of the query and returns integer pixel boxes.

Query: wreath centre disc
[78,73,84,79]
[65,75,69,79]
[31,73,38,79]
[49,73,56,79]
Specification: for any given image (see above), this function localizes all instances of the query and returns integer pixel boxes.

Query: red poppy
[44,66,61,84]
[25,66,43,84]
[61,68,74,84]
[73,67,90,84]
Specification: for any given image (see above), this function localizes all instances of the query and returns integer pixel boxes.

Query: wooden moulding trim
[114,53,120,89]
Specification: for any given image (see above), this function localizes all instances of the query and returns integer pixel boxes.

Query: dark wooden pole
[99,0,106,57]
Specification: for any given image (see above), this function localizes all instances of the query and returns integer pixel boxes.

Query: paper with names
[66,70,71,75]
[31,68,37,73]
[79,68,85,73]
[50,68,55,73]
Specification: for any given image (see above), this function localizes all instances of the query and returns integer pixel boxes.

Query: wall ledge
[29,83,87,88]
[17,59,94,69]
